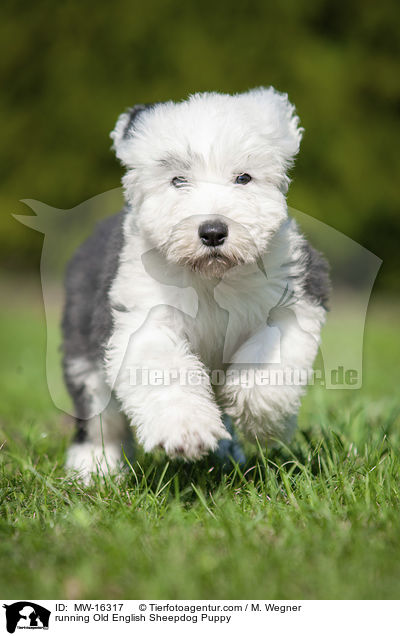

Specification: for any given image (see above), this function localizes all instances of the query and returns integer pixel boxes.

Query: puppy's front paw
[139,409,231,461]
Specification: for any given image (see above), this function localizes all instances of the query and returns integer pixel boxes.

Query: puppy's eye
[171,176,188,188]
[235,173,252,185]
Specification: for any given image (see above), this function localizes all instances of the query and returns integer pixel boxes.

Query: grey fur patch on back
[62,208,128,421]
[62,207,128,366]
[301,238,331,309]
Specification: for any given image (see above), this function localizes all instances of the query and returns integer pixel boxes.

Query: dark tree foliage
[1,0,399,290]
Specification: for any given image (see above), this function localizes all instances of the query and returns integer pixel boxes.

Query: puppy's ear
[246,87,304,163]
[110,104,153,164]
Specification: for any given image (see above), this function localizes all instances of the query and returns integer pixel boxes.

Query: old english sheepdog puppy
[62,87,329,480]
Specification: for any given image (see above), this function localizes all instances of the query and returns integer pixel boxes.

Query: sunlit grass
[0,287,399,599]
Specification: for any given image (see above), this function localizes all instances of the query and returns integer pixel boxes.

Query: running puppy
[62,88,329,480]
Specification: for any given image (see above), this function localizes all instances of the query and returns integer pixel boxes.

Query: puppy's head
[111,88,303,277]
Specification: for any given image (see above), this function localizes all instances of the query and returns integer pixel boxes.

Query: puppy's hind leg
[64,357,134,483]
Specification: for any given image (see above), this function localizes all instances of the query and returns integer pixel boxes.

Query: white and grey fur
[62,88,329,481]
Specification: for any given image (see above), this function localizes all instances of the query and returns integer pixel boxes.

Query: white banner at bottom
[1,600,398,635]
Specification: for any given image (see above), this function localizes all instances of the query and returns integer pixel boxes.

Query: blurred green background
[1,0,399,291]
[1,1,400,600]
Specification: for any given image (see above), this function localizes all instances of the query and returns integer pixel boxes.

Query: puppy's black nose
[198,221,228,247]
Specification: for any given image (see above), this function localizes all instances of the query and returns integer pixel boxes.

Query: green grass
[0,280,399,599]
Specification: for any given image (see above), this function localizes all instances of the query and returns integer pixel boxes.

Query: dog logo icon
[2,602,51,633]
